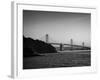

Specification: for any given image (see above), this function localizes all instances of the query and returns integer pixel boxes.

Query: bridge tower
[70,39,73,50]
[82,42,84,47]
[45,34,49,43]
[82,42,85,49]
[60,43,63,51]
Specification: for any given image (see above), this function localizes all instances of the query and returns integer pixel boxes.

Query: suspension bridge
[39,34,90,51]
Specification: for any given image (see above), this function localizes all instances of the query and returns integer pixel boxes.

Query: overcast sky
[23,10,91,47]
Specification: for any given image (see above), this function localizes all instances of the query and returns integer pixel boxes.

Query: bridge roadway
[49,42,89,48]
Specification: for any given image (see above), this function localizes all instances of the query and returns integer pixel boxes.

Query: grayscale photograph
[23,10,91,69]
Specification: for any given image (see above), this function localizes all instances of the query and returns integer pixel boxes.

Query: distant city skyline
[23,10,91,47]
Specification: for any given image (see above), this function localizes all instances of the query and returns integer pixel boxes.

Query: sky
[23,10,91,47]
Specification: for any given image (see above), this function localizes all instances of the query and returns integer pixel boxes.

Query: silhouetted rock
[23,36,57,57]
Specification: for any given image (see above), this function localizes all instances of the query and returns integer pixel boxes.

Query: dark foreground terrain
[23,50,91,69]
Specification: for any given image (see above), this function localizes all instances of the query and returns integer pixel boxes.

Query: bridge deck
[49,42,90,48]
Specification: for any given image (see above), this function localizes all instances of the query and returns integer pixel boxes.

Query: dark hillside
[23,36,57,57]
